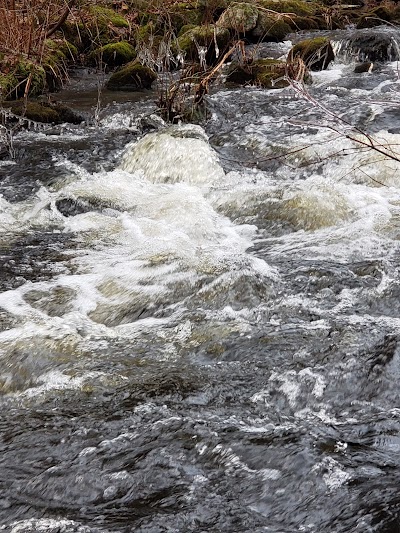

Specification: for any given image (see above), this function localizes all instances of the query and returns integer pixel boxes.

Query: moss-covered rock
[226,57,311,88]
[43,39,78,91]
[0,60,46,99]
[72,6,130,51]
[44,39,78,65]
[89,41,136,67]
[356,6,394,29]
[288,37,334,70]
[285,15,320,30]
[217,2,259,33]
[178,23,197,37]
[177,24,230,64]
[226,58,289,88]
[257,0,316,16]
[4,100,83,124]
[226,58,288,87]
[254,59,289,88]
[225,61,254,85]
[251,12,292,41]
[169,4,202,32]
[88,6,129,29]
[0,72,19,100]
[106,61,157,91]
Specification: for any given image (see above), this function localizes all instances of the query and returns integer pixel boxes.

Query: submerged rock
[354,61,373,73]
[106,62,157,91]
[288,37,334,70]
[120,124,225,185]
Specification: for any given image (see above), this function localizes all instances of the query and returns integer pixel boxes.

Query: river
[1,26,400,533]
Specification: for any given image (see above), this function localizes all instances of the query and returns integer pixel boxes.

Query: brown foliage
[0,0,74,60]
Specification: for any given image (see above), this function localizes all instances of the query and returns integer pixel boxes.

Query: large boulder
[342,33,400,62]
[288,37,335,70]
[106,62,157,91]
[217,2,259,33]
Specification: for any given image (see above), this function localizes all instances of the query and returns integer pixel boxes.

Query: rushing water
[3,26,400,533]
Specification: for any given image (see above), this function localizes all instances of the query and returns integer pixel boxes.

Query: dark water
[2,27,400,533]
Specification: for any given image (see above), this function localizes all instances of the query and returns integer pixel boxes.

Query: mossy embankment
[1,0,400,123]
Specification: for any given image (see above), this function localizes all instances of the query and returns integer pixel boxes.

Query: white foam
[120,124,225,185]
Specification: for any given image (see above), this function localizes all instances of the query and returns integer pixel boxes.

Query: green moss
[0,73,18,100]
[135,23,153,43]
[217,2,259,32]
[6,101,59,122]
[258,0,316,16]
[178,23,197,37]
[252,12,291,41]
[226,58,287,87]
[285,14,320,30]
[356,7,394,29]
[0,61,46,99]
[89,41,136,67]
[88,6,129,29]
[288,36,335,70]
[169,4,202,31]
[4,100,83,123]
[106,61,157,91]
[226,57,311,88]
[177,24,230,63]
[58,40,79,60]
[253,58,288,88]
[72,6,131,50]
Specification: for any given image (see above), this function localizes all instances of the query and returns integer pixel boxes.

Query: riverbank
[1,0,400,126]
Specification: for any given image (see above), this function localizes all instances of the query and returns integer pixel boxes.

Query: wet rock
[106,61,157,91]
[217,2,259,33]
[4,100,84,124]
[8,518,96,532]
[288,37,335,70]
[55,197,115,217]
[344,33,400,62]
[354,61,373,73]
[226,58,311,89]
[226,61,255,85]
